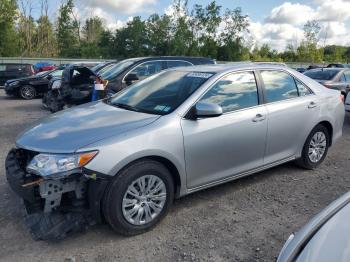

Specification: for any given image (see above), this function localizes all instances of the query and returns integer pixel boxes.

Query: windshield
[107,70,214,115]
[97,63,116,75]
[91,63,107,72]
[50,70,63,77]
[304,69,339,80]
[100,60,135,80]
[35,70,52,77]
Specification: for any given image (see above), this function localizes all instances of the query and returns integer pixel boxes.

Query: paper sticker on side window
[187,72,213,79]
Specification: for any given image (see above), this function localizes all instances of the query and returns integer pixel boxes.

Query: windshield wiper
[113,102,141,112]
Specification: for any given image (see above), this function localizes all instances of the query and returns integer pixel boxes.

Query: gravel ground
[0,89,349,262]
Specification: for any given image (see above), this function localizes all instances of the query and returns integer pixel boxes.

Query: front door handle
[308,102,317,109]
[252,114,266,122]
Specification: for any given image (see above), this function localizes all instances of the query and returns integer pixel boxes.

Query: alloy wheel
[122,175,167,225]
[20,86,35,99]
[308,131,327,163]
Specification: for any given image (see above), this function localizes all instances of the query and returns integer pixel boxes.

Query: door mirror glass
[194,102,223,118]
[124,73,139,85]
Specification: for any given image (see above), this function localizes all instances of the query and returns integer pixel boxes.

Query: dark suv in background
[99,56,216,95]
[44,56,216,112]
[0,63,35,86]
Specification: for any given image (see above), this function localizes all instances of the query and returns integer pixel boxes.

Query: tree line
[1,0,350,63]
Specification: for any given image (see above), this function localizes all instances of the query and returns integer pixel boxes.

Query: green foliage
[1,0,349,63]
[0,0,19,56]
[56,0,80,57]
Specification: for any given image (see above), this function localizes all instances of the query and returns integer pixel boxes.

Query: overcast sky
[39,0,350,51]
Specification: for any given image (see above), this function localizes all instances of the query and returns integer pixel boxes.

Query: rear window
[304,70,339,80]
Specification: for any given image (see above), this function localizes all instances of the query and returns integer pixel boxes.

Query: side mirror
[125,73,139,85]
[187,102,223,119]
[47,74,52,80]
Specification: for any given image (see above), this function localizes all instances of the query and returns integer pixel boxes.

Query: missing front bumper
[5,148,108,241]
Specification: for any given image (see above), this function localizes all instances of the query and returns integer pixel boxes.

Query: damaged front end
[5,148,109,241]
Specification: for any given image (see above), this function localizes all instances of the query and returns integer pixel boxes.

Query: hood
[6,75,41,83]
[16,101,160,153]
[296,202,350,262]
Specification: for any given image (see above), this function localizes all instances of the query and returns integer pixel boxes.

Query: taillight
[341,94,345,103]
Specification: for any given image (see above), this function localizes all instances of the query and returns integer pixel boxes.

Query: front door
[181,71,268,189]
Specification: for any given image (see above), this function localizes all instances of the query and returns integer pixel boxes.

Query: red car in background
[34,62,56,73]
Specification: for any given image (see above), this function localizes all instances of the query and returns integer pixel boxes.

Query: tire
[19,85,36,100]
[296,124,330,169]
[103,160,174,236]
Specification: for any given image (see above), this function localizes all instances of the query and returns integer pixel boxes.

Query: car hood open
[16,101,160,153]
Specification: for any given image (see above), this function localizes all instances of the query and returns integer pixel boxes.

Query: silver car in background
[6,63,344,240]
[277,191,350,262]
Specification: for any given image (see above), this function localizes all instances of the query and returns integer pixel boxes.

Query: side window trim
[257,69,314,105]
[122,60,165,83]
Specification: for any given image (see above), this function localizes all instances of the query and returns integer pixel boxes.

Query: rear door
[181,71,268,188]
[259,70,318,164]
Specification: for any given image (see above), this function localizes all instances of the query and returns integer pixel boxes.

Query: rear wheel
[103,160,174,236]
[20,85,36,100]
[296,124,330,169]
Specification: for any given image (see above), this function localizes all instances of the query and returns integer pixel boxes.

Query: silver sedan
[6,63,345,239]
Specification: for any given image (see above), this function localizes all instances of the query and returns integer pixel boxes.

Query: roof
[307,67,346,72]
[171,62,289,74]
[121,56,215,63]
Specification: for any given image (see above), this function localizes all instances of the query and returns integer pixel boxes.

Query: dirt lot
[0,89,349,262]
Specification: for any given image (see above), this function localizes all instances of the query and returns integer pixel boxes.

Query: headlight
[26,151,98,178]
[51,80,61,90]
[9,81,20,87]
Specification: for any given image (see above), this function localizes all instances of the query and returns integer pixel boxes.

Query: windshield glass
[50,70,63,77]
[35,70,52,77]
[97,63,115,75]
[304,69,339,80]
[107,70,214,115]
[91,63,107,72]
[100,60,135,80]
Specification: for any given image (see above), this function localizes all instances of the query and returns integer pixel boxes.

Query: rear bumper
[5,148,109,240]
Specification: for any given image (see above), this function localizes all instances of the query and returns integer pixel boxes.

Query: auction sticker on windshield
[187,72,213,78]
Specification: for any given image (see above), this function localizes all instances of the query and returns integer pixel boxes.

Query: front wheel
[103,160,174,236]
[20,85,36,100]
[296,124,330,169]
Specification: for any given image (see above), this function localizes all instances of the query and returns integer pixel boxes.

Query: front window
[100,60,136,80]
[199,71,259,113]
[107,71,214,115]
[304,69,339,80]
[126,61,163,81]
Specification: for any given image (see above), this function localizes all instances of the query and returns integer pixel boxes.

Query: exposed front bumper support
[5,148,109,240]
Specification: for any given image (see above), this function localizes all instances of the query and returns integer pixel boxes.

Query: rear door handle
[252,114,266,122]
[308,102,317,109]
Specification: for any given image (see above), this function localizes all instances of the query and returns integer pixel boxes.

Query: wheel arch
[111,155,183,198]
[317,120,333,146]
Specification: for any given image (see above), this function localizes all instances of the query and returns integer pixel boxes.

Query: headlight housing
[9,81,20,87]
[26,151,98,178]
[51,80,61,90]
